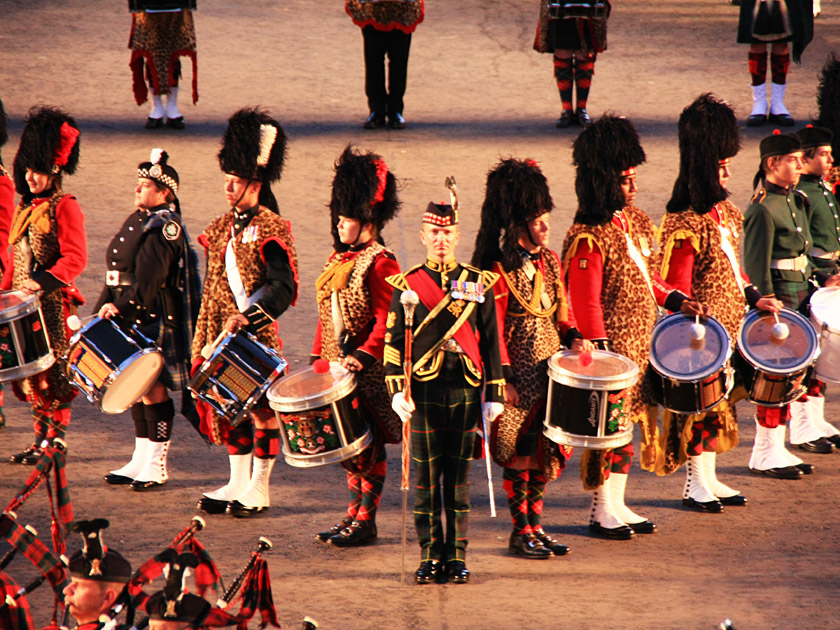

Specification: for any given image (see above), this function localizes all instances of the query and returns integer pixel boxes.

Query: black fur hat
[572,114,646,226]
[218,107,287,213]
[816,54,840,157]
[12,105,80,194]
[328,145,400,251]
[67,519,131,583]
[667,94,740,215]
[146,550,210,627]
[471,157,553,270]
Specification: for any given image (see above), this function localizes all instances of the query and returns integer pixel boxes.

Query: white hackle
[257,124,277,167]
[149,148,164,165]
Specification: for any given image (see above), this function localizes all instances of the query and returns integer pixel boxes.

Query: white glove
[482,401,504,423]
[392,391,415,424]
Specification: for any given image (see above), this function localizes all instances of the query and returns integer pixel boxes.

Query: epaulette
[479,269,500,290]
[385,265,421,292]
[750,189,767,205]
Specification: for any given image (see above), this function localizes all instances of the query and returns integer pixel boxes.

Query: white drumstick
[200,330,229,360]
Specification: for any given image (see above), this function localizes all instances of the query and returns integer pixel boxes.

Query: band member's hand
[504,383,519,406]
[755,296,784,313]
[20,279,41,295]
[341,355,363,372]
[679,300,712,318]
[571,338,595,352]
[825,274,840,288]
[98,303,119,319]
[392,392,415,423]
[482,401,504,423]
[224,313,249,334]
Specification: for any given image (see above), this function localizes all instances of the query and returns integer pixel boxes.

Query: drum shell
[810,287,840,384]
[0,292,54,382]
[648,364,731,414]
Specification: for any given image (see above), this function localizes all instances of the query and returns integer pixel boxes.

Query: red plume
[53,122,79,168]
[371,158,389,207]
[312,359,331,374]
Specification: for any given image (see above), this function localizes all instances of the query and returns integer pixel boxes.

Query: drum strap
[225,236,266,312]
[624,233,656,303]
[718,224,745,293]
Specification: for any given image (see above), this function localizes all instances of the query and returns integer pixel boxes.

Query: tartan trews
[410,367,480,562]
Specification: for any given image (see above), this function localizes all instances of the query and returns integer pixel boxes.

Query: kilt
[770,269,814,313]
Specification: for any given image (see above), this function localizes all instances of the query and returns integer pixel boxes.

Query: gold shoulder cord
[499,266,557,319]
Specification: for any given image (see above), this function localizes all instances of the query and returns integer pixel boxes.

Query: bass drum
[735,307,818,407]
[809,287,840,384]
[268,362,371,468]
[543,349,639,449]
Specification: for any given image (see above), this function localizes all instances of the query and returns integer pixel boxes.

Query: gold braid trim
[315,257,356,301]
[499,266,557,319]
[658,227,699,283]
[9,198,52,245]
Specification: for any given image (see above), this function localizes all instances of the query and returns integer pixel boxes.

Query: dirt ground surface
[1,1,840,628]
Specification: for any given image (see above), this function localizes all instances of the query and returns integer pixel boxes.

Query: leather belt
[442,338,464,354]
[810,246,840,261]
[770,255,808,271]
[106,271,136,287]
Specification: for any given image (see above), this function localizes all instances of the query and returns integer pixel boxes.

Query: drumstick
[201,330,229,360]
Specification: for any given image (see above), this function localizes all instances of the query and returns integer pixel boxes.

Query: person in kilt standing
[471,157,592,559]
[312,146,402,547]
[99,149,201,491]
[385,200,505,585]
[5,106,86,464]
[534,0,611,128]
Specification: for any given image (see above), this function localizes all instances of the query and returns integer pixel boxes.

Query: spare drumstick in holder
[770,312,789,345]
[690,314,706,351]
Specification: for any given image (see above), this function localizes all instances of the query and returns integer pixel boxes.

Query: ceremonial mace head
[400,290,419,327]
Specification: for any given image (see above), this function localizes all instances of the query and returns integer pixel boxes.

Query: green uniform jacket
[797,173,840,269]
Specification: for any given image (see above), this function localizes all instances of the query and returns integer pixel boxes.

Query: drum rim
[547,349,639,391]
[0,354,55,382]
[0,290,42,323]
[542,420,633,449]
[98,349,165,414]
[737,307,818,374]
[281,430,372,468]
[809,286,840,334]
[649,313,732,381]
[267,362,356,411]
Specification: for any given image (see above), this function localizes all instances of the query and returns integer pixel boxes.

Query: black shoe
[718,494,748,506]
[825,435,840,449]
[130,479,166,492]
[588,521,634,540]
[795,437,834,454]
[682,497,724,513]
[103,473,133,485]
[388,113,406,129]
[796,463,814,475]
[165,116,185,129]
[532,528,570,556]
[445,560,470,584]
[363,112,385,129]
[575,108,591,127]
[749,466,802,479]
[327,520,377,547]
[315,517,352,543]
[626,520,657,534]
[415,560,441,584]
[10,445,41,465]
[227,500,267,518]
[145,117,164,129]
[746,113,767,127]
[508,532,552,559]
[768,112,794,127]
[197,496,230,514]
[555,111,575,128]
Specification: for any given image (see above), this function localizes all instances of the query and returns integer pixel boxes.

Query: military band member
[0,97,12,431]
[658,94,782,509]
[99,149,201,491]
[6,106,86,464]
[312,146,402,547]
[743,131,840,477]
[145,551,211,630]
[472,158,591,559]
[815,55,840,194]
[193,108,298,517]
[562,114,707,539]
[385,201,505,584]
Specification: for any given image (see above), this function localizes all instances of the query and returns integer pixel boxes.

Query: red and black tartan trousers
[409,354,480,562]
[341,425,387,524]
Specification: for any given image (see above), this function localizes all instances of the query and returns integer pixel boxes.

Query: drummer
[192,108,298,518]
[471,157,592,559]
[0,98,13,431]
[562,114,708,539]
[743,131,840,475]
[5,106,86,464]
[311,147,402,547]
[657,94,783,505]
[793,125,840,449]
[98,150,201,491]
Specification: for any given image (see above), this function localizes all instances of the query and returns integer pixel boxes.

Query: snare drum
[648,314,733,414]
[809,287,840,384]
[735,308,818,406]
[543,350,639,449]
[0,291,54,382]
[188,331,287,427]
[267,363,371,468]
[65,317,164,414]
[547,1,609,20]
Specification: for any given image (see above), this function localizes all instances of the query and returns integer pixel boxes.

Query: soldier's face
[224,174,260,210]
[136,178,169,210]
[519,212,550,251]
[25,169,54,195]
[63,578,116,624]
[769,152,803,187]
[719,159,732,190]
[619,169,638,207]
[801,146,834,178]
[420,224,459,262]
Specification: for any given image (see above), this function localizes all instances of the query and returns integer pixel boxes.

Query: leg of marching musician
[505,468,551,559]
[749,409,805,479]
[681,418,723,512]
[553,52,575,128]
[198,421,253,514]
[228,411,279,517]
[700,415,747,506]
[573,54,595,126]
[608,445,657,533]
[328,445,385,547]
[131,398,174,491]
[104,403,149,485]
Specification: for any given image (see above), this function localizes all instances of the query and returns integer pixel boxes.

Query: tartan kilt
[138,317,190,391]
[770,270,814,313]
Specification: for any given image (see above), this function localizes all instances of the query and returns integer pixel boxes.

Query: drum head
[810,287,840,334]
[547,350,639,391]
[100,351,164,414]
[268,362,356,412]
[649,313,731,380]
[737,308,818,374]
[0,291,40,322]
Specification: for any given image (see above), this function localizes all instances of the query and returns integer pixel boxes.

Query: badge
[578,259,588,269]
[163,221,181,241]
[149,164,162,178]
[448,300,465,317]
[386,311,396,329]
[450,280,485,303]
